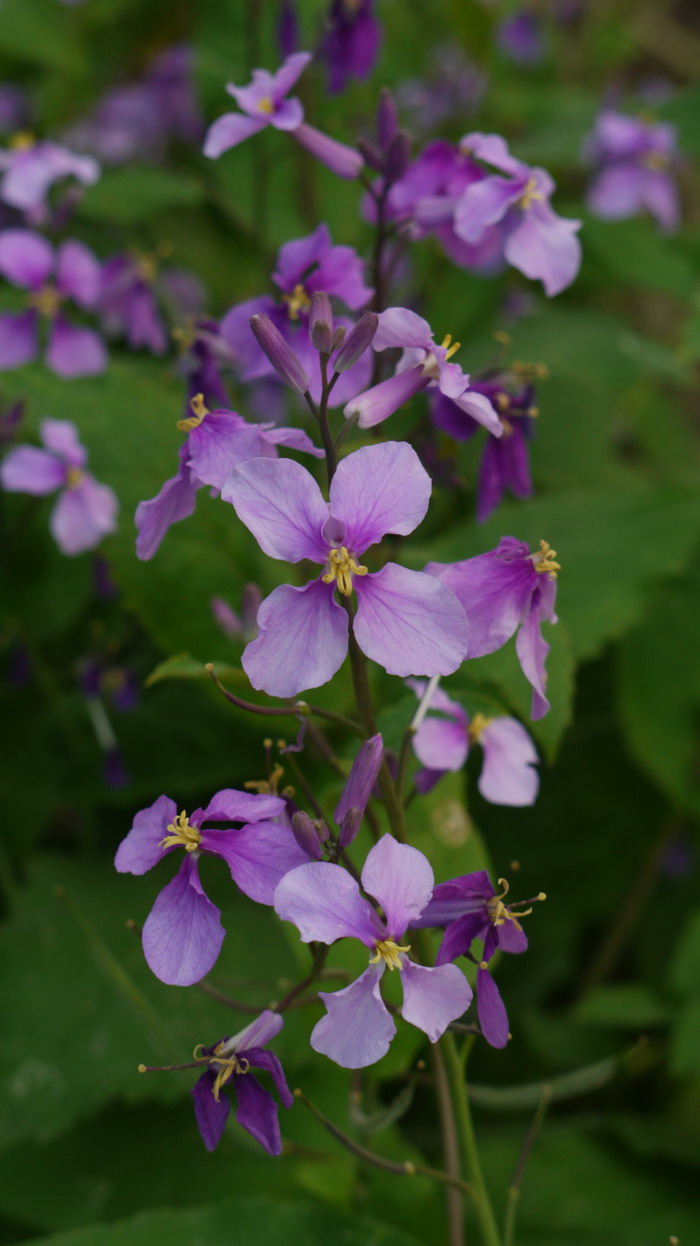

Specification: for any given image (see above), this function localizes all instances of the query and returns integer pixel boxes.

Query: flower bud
[338,806,362,849]
[250,313,310,393]
[331,325,346,352]
[384,130,411,184]
[291,810,326,860]
[309,291,334,354]
[335,732,384,825]
[356,137,384,172]
[377,88,399,151]
[332,311,378,373]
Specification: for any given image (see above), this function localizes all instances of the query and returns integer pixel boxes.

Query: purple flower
[344,307,503,435]
[396,46,486,137]
[275,834,472,1067]
[115,789,309,986]
[222,441,470,698]
[191,1010,294,1154]
[426,536,560,720]
[211,584,262,642]
[453,132,582,295]
[99,251,205,355]
[321,0,382,94]
[0,229,107,376]
[135,394,322,560]
[411,870,540,1048]
[0,417,117,555]
[407,680,539,804]
[496,13,545,67]
[0,88,29,136]
[0,137,99,213]
[204,51,363,179]
[584,109,680,232]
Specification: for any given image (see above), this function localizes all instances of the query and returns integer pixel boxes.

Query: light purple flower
[453,132,582,295]
[321,0,382,94]
[135,395,322,560]
[99,252,204,355]
[0,137,99,213]
[115,790,309,986]
[496,12,545,67]
[426,536,559,720]
[222,441,470,698]
[0,229,107,376]
[344,307,503,435]
[0,417,117,555]
[584,109,680,232]
[407,680,539,804]
[211,584,262,642]
[275,834,473,1066]
[204,51,363,179]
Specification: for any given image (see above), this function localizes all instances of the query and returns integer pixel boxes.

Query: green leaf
[145,655,243,688]
[79,169,205,227]
[574,984,671,1029]
[0,0,84,70]
[583,216,696,298]
[670,908,700,998]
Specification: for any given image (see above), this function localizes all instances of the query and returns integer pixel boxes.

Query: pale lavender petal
[192,1071,229,1151]
[461,132,524,176]
[426,544,534,658]
[354,564,469,676]
[203,112,266,158]
[453,175,518,242]
[114,794,177,874]
[293,123,363,179]
[223,456,328,563]
[201,789,286,823]
[478,717,539,805]
[46,316,107,378]
[476,966,509,1048]
[50,475,118,555]
[312,964,395,1068]
[413,716,469,772]
[274,860,382,946]
[142,855,225,986]
[343,362,426,428]
[435,913,487,965]
[505,204,581,297]
[186,412,260,491]
[56,240,101,307]
[586,164,646,220]
[205,821,309,905]
[244,1048,294,1109]
[407,679,469,722]
[0,229,54,289]
[261,423,324,458]
[400,960,472,1041]
[0,445,64,494]
[242,579,348,698]
[219,295,273,378]
[641,170,680,232]
[228,1009,283,1053]
[270,96,304,131]
[515,602,550,719]
[234,1072,282,1155]
[0,311,38,368]
[270,51,312,99]
[449,387,503,437]
[373,307,432,351]
[40,418,87,467]
[330,441,431,554]
[135,452,198,561]
[361,834,434,937]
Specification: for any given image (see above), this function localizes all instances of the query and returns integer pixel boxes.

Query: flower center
[132,251,158,284]
[65,465,84,489]
[531,539,560,579]
[27,283,62,319]
[321,546,368,597]
[282,283,311,320]
[194,1042,250,1101]
[158,810,202,853]
[370,939,411,971]
[641,150,668,171]
[421,333,461,381]
[468,712,493,742]
[245,761,286,796]
[257,96,275,115]
[518,177,543,210]
[486,877,546,929]
[9,130,34,151]
[177,392,209,432]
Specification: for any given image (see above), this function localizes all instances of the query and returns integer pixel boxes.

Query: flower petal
[135,450,199,561]
[478,717,539,805]
[354,564,469,676]
[0,445,64,495]
[204,821,309,905]
[114,794,178,875]
[343,365,426,429]
[453,175,518,242]
[361,834,434,937]
[0,229,54,288]
[186,411,262,491]
[504,204,581,297]
[413,715,469,772]
[203,112,266,159]
[228,1009,284,1053]
[233,1071,283,1155]
[0,311,39,369]
[293,123,363,179]
[223,456,328,563]
[201,789,286,823]
[142,855,225,986]
[274,860,382,946]
[373,307,432,351]
[515,598,551,719]
[242,579,348,698]
[435,912,487,965]
[425,540,535,659]
[400,960,472,1042]
[312,965,395,1068]
[244,1047,295,1108]
[476,966,509,1048]
[329,441,431,555]
[40,418,87,467]
[56,240,101,307]
[46,316,107,378]
[49,476,118,555]
[191,1071,229,1151]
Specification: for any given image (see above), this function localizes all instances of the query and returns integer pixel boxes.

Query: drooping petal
[269,50,312,100]
[203,112,267,159]
[244,1047,295,1108]
[242,579,348,698]
[342,363,426,428]
[435,912,487,965]
[361,834,434,937]
[373,307,433,351]
[400,960,472,1041]
[515,601,550,719]
[204,821,309,905]
[354,564,469,676]
[46,316,107,378]
[329,441,432,555]
[114,794,178,875]
[135,450,199,561]
[200,789,286,824]
[40,418,87,467]
[49,475,118,555]
[142,855,225,986]
[274,860,382,946]
[413,715,469,773]
[425,541,535,659]
[261,423,324,458]
[0,229,54,289]
[0,445,64,495]
[491,919,528,956]
[478,717,539,805]
[233,1071,283,1155]
[447,386,504,437]
[476,966,509,1048]
[223,456,328,563]
[312,964,395,1068]
[0,311,39,369]
[191,1071,229,1151]
[504,204,581,297]
[461,132,525,177]
[641,169,680,232]
[56,240,101,307]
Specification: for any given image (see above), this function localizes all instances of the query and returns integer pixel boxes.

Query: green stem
[503,1088,552,1246]
[440,1030,502,1246]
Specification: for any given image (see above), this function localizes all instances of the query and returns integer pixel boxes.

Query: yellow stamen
[518,176,543,210]
[486,878,523,931]
[641,150,668,171]
[321,546,368,597]
[370,939,411,971]
[494,391,510,412]
[133,252,157,284]
[65,465,84,489]
[9,130,34,151]
[177,393,209,432]
[440,333,461,361]
[158,810,202,853]
[210,1042,250,1100]
[245,762,285,796]
[27,283,62,318]
[468,712,493,742]
[258,97,274,114]
[531,539,561,580]
[282,282,311,320]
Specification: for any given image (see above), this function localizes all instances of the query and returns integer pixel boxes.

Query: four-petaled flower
[0,136,99,213]
[584,109,680,233]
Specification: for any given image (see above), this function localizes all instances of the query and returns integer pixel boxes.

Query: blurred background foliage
[0,1,699,1244]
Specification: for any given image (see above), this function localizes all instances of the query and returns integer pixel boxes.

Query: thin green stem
[503,1088,552,1246]
[432,1043,466,1246]
[440,1030,502,1246]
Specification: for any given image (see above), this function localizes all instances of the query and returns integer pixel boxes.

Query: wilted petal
[50,475,117,555]
[312,964,395,1068]
[275,860,382,946]
[361,834,434,937]
[135,451,199,561]
[476,966,509,1048]
[46,315,107,378]
[242,579,348,698]
[400,960,472,1041]
[205,821,309,905]
[142,855,225,986]
[192,1071,229,1151]
[203,112,266,158]
[478,717,539,805]
[505,204,581,297]
[0,229,54,288]
[0,311,38,369]
[330,441,431,555]
[0,445,64,494]
[114,794,178,874]
[354,564,469,677]
[234,1071,283,1154]
[224,456,328,563]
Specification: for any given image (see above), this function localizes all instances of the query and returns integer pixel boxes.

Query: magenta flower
[584,109,680,232]
[1,418,117,555]
[222,441,470,698]
[0,138,99,213]
[321,0,382,94]
[191,1010,294,1155]
[135,395,322,560]
[453,133,582,296]
[115,789,309,986]
[275,834,473,1067]
[204,51,362,180]
[344,307,503,434]
[426,536,559,720]
[0,229,107,376]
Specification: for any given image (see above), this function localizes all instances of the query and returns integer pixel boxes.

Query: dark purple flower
[222,441,470,698]
[191,1010,294,1155]
[584,110,680,232]
[115,789,309,985]
[0,396,24,448]
[496,13,545,67]
[172,318,231,412]
[0,88,29,135]
[1,417,117,555]
[321,0,382,94]
[426,536,559,720]
[0,137,99,213]
[99,251,205,355]
[275,834,472,1067]
[0,229,107,376]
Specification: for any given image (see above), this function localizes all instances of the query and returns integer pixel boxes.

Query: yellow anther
[27,283,62,318]
[493,329,512,348]
[518,176,543,210]
[210,1041,250,1100]
[478,960,489,971]
[258,97,274,114]
[494,391,510,412]
[641,150,668,171]
[133,252,157,284]
[177,393,209,432]
[531,539,561,580]
[526,405,539,418]
[9,130,35,151]
[245,762,285,796]
[468,712,493,742]
[158,810,202,853]
[282,282,311,320]
[321,546,368,597]
[370,939,411,971]
[65,465,84,489]
[440,333,461,361]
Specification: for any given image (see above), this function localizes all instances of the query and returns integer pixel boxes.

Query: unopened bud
[332,311,378,373]
[291,810,326,860]
[384,130,411,184]
[331,325,346,352]
[335,732,384,825]
[357,137,384,172]
[309,292,334,354]
[250,313,310,393]
[338,806,362,848]
[377,88,399,150]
